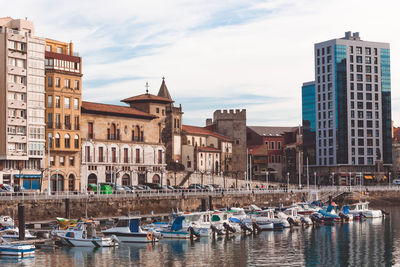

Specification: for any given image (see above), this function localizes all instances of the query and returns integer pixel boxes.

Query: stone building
[181,124,233,173]
[206,110,246,178]
[0,17,46,188]
[44,39,82,192]
[80,100,166,189]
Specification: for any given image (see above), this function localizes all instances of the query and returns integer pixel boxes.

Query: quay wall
[1,190,400,221]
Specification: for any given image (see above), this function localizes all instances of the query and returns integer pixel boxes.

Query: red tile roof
[81,101,157,120]
[198,146,221,152]
[121,93,173,104]
[182,125,233,142]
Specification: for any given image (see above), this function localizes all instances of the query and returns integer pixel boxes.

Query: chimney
[206,118,213,126]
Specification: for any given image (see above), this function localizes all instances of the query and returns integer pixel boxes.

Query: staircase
[179,171,193,187]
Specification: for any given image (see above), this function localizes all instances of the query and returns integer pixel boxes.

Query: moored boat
[0,243,35,257]
[103,217,158,243]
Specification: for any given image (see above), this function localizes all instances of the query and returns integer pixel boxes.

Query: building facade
[181,124,233,174]
[81,100,166,189]
[303,32,392,175]
[44,39,82,191]
[0,17,45,189]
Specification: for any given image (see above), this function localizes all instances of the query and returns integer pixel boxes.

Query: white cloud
[2,0,400,126]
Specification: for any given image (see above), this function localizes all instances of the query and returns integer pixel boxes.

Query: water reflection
[2,207,400,267]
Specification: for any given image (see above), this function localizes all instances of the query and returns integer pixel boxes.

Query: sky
[3,0,400,126]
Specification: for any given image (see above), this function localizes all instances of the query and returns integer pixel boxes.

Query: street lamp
[266,171,269,190]
[314,172,317,189]
[287,172,290,190]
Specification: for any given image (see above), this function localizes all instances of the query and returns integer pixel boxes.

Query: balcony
[65,123,71,130]
[8,135,26,143]
[8,83,26,93]
[8,117,26,126]
[8,49,27,60]
[132,136,144,142]
[8,66,26,76]
[55,123,61,129]
[8,100,26,109]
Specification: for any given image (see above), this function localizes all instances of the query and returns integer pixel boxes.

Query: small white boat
[103,217,158,243]
[60,222,118,247]
[156,216,199,239]
[347,202,383,218]
[0,242,35,257]
[276,208,312,226]
[0,216,14,227]
[0,226,36,240]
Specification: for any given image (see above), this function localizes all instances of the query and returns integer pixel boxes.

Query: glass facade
[302,82,316,165]
[381,48,392,164]
[335,45,348,164]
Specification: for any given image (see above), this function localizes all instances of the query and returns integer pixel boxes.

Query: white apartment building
[0,17,45,189]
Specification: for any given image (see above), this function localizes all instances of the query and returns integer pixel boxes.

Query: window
[55,114,61,129]
[74,135,79,149]
[74,98,79,110]
[136,149,140,163]
[85,146,91,162]
[55,77,60,87]
[357,83,363,91]
[112,147,116,163]
[74,80,79,90]
[74,115,79,130]
[64,79,71,88]
[55,133,60,148]
[57,47,62,53]
[158,150,163,164]
[88,122,93,139]
[156,107,160,113]
[270,142,275,150]
[46,45,51,52]
[124,148,129,163]
[47,113,53,128]
[366,47,371,55]
[60,156,65,166]
[55,96,60,108]
[99,147,104,162]
[356,56,362,63]
[48,133,53,148]
[365,56,371,64]
[48,95,53,107]
[64,115,71,129]
[357,74,363,82]
[64,97,70,109]
[357,93,363,100]
[48,76,53,87]
[278,141,281,149]
[64,134,70,148]
[356,46,362,54]
[70,157,75,166]
[357,65,363,72]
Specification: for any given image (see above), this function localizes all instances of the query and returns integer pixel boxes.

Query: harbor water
[1,206,399,267]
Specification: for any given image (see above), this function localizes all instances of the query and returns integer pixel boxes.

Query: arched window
[64,134,70,148]
[55,133,60,148]
[135,126,140,141]
[74,134,79,149]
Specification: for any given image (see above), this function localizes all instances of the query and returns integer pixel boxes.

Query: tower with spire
[120,77,183,165]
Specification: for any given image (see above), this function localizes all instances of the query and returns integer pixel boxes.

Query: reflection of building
[0,17,45,188]
[44,39,82,191]
[80,88,166,189]
[181,124,233,173]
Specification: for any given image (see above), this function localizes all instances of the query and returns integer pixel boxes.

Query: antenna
[145,81,149,94]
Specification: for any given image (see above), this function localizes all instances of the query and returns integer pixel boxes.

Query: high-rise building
[44,39,82,191]
[0,17,45,188]
[303,32,392,171]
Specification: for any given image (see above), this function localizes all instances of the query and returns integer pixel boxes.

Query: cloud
[2,0,400,127]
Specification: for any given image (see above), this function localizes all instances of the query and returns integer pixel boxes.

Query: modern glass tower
[303,32,391,167]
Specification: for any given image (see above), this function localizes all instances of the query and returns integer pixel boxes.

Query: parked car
[143,183,163,190]
[210,184,222,191]
[393,179,400,185]
[0,184,14,193]
[123,186,135,193]
[161,185,173,192]
[188,184,202,190]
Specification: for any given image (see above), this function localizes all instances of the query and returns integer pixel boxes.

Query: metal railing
[0,185,398,201]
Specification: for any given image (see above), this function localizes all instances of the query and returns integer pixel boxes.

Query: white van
[392,179,400,185]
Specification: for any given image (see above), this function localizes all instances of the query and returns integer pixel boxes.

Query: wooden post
[18,203,25,240]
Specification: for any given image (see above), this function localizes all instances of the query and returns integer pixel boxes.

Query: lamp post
[331,172,335,187]
[266,171,269,190]
[349,172,352,188]
[389,172,392,188]
[314,172,317,189]
[56,168,59,195]
[47,136,53,196]
[287,172,290,191]
[174,160,178,186]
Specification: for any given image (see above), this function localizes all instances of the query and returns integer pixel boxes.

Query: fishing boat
[156,216,199,239]
[289,202,321,216]
[276,207,312,226]
[246,208,289,229]
[60,222,118,247]
[103,217,158,243]
[0,243,35,257]
[347,202,383,218]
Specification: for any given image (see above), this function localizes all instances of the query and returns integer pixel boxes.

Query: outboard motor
[300,217,309,226]
[311,214,322,224]
[188,226,200,240]
[252,222,261,234]
[381,210,389,217]
[210,225,223,236]
[223,222,236,234]
[287,217,297,226]
[240,223,253,234]
[339,212,349,222]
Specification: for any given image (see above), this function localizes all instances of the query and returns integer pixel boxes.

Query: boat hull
[61,236,116,247]
[0,244,35,257]
[103,232,154,243]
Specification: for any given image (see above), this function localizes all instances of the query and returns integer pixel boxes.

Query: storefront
[14,174,42,190]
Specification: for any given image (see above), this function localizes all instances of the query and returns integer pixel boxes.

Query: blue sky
[3,0,400,126]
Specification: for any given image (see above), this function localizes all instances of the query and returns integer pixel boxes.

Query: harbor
[1,186,397,266]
